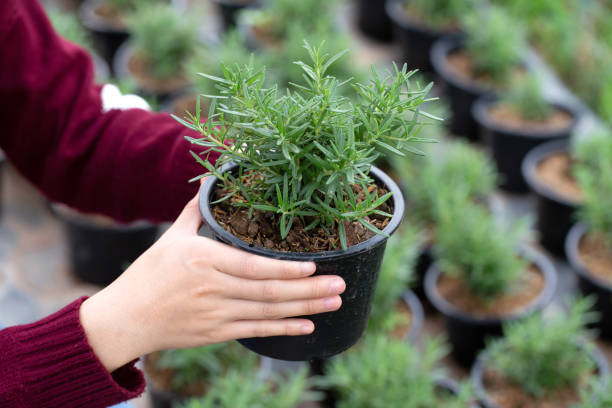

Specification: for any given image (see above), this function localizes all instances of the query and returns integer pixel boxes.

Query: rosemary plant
[487,297,599,397]
[403,0,475,29]
[573,378,612,408]
[178,42,438,249]
[504,74,552,121]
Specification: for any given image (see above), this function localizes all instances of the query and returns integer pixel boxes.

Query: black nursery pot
[356,0,393,43]
[386,0,461,72]
[566,223,612,340]
[471,346,610,408]
[430,37,496,140]
[79,0,130,72]
[473,98,578,193]
[424,246,557,367]
[522,139,581,256]
[213,0,259,31]
[55,207,159,287]
[199,164,405,361]
[402,289,424,343]
[148,387,188,408]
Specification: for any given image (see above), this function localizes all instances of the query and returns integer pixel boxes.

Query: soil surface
[436,265,545,318]
[389,299,413,340]
[94,2,126,30]
[171,93,206,118]
[482,367,586,408]
[536,152,583,201]
[446,50,523,89]
[579,232,612,284]
[487,103,573,132]
[129,52,189,94]
[144,353,208,396]
[212,177,392,252]
[251,24,283,50]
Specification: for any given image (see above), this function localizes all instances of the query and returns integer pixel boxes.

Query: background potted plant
[566,131,612,339]
[179,43,438,360]
[473,74,578,192]
[424,195,557,366]
[355,0,393,43]
[430,6,526,139]
[472,298,610,408]
[145,342,257,408]
[386,0,466,72]
[211,0,260,32]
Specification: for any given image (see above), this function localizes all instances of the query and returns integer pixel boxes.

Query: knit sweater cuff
[12,297,145,407]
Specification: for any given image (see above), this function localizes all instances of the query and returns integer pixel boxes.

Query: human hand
[80,193,345,372]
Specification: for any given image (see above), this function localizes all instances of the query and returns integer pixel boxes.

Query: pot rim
[424,245,558,325]
[472,96,580,140]
[566,223,612,292]
[385,0,461,37]
[471,344,610,408]
[79,0,129,34]
[521,138,581,207]
[198,163,405,261]
[402,289,424,342]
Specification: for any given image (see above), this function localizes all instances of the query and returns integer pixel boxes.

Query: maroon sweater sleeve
[0,0,216,223]
[0,297,145,408]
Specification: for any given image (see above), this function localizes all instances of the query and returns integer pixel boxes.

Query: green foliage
[154,342,257,394]
[127,3,200,79]
[435,196,528,301]
[488,297,599,397]
[179,42,438,248]
[325,334,474,408]
[505,74,552,121]
[393,140,497,226]
[47,8,94,53]
[179,367,319,408]
[575,131,612,247]
[572,378,612,408]
[368,225,421,334]
[463,6,526,84]
[404,0,474,29]
[107,0,165,11]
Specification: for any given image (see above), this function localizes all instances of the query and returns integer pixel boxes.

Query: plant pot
[79,0,130,71]
[413,239,434,302]
[430,37,497,140]
[522,139,581,256]
[356,0,393,43]
[386,0,461,72]
[199,164,405,361]
[473,97,578,193]
[566,223,612,340]
[213,0,259,31]
[424,246,557,367]
[53,205,159,287]
[401,290,424,342]
[471,346,610,408]
[91,52,111,83]
[149,386,188,408]
[113,42,191,103]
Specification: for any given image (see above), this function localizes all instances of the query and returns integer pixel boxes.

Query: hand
[79,193,345,372]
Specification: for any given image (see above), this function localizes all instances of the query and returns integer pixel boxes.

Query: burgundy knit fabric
[0,298,145,407]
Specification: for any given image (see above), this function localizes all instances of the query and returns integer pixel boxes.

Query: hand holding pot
[79,194,346,373]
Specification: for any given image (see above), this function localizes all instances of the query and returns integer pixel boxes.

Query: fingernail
[324,296,340,310]
[301,262,315,275]
[329,279,345,294]
[301,324,314,334]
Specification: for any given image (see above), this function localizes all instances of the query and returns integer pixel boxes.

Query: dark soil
[94,2,126,30]
[128,52,189,94]
[251,24,283,50]
[446,50,523,89]
[536,152,583,201]
[170,93,206,118]
[389,299,413,340]
[580,232,612,284]
[211,176,392,252]
[487,103,573,132]
[436,265,545,318]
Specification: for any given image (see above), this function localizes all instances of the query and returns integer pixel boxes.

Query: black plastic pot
[54,206,159,287]
[472,346,609,408]
[386,0,461,72]
[430,37,496,140]
[402,290,424,342]
[356,0,393,43]
[199,164,405,361]
[149,387,188,408]
[566,223,612,340]
[473,98,578,193]
[424,246,557,367]
[522,139,581,256]
[413,240,434,302]
[91,52,110,83]
[213,0,259,31]
[79,0,130,71]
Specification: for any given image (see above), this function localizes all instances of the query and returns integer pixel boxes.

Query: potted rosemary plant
[424,196,557,366]
[566,131,612,339]
[473,74,578,192]
[472,298,609,408]
[430,6,526,139]
[179,43,437,360]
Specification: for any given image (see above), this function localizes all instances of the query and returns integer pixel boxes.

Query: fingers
[221,319,316,339]
[228,296,342,320]
[225,275,346,303]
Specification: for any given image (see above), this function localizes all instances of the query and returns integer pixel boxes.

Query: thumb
[169,177,208,235]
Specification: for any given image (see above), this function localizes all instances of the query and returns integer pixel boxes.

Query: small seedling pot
[53,205,159,287]
[212,0,260,31]
[79,0,130,71]
[566,223,612,340]
[356,0,393,43]
[522,139,581,256]
[199,164,405,361]
[424,246,557,367]
[386,0,462,72]
[473,97,578,193]
[430,37,497,140]
[471,346,610,408]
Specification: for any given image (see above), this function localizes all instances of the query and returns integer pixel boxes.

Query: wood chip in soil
[487,103,573,132]
[536,152,583,202]
[579,232,612,284]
